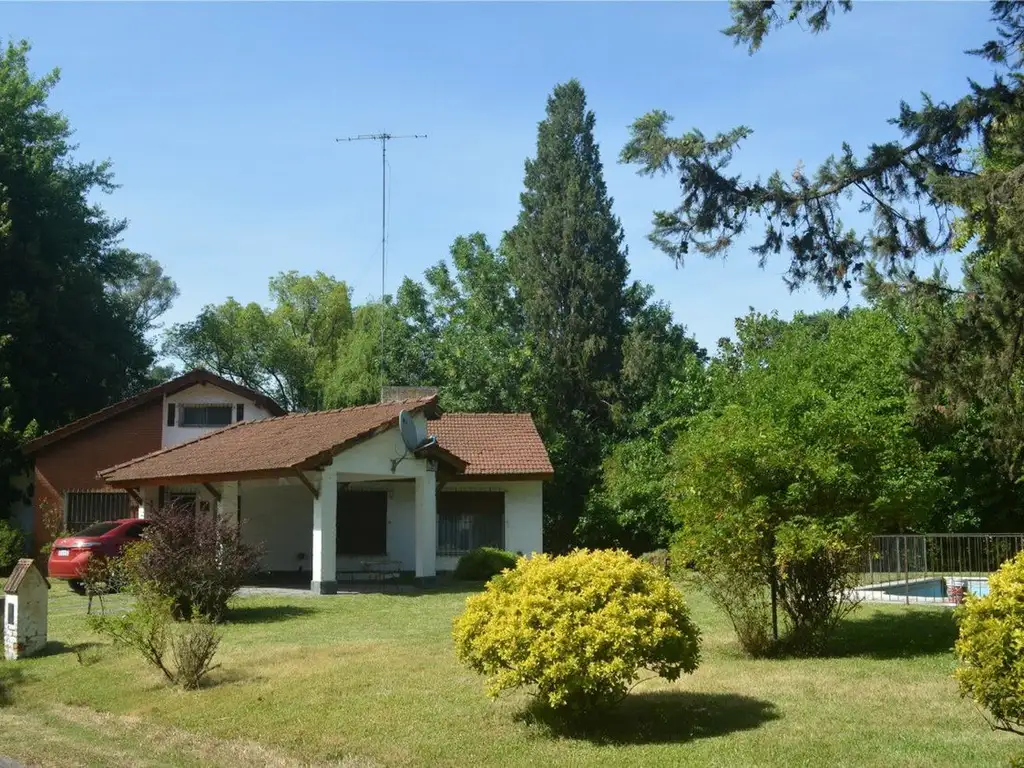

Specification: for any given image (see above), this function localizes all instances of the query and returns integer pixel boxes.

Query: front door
[337,490,387,557]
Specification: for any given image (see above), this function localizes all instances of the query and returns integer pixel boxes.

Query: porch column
[414,465,437,580]
[312,469,338,595]
[219,481,239,530]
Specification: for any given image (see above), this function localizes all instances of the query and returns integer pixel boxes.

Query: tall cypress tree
[503,79,630,551]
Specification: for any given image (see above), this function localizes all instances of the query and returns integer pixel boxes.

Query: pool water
[883,577,990,599]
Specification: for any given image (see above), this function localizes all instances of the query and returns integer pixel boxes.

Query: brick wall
[31,398,163,550]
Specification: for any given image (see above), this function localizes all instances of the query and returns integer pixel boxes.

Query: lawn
[0,583,1018,768]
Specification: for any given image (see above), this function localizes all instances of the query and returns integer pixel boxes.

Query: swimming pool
[855,575,990,603]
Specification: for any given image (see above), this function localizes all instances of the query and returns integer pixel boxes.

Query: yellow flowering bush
[955,551,1024,734]
[452,549,701,712]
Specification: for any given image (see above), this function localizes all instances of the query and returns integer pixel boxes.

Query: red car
[48,518,150,594]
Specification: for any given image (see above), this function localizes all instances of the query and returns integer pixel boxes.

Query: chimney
[381,385,439,403]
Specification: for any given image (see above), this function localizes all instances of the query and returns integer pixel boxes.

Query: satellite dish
[392,410,439,474]
[399,411,421,452]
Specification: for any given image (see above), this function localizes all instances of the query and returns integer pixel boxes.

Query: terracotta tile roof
[100,397,440,485]
[428,413,553,478]
[23,368,286,455]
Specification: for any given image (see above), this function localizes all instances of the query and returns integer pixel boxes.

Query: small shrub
[774,519,863,655]
[955,550,1024,735]
[0,519,24,573]
[453,547,518,581]
[700,567,777,658]
[129,505,263,621]
[639,549,671,576]
[453,549,701,713]
[88,587,222,690]
[74,644,103,667]
[170,619,222,690]
[675,517,863,658]
[90,589,175,683]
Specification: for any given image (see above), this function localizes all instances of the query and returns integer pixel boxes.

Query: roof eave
[455,471,554,482]
[414,441,469,473]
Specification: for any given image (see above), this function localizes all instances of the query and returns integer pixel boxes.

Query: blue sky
[5,2,998,352]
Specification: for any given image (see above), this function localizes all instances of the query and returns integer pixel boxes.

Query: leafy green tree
[424,234,531,413]
[110,253,180,335]
[616,283,708,438]
[323,279,437,407]
[864,263,1024,532]
[621,0,1015,293]
[579,310,710,552]
[672,308,943,654]
[503,79,631,551]
[1,41,168,510]
[623,1,1024,530]
[165,271,353,410]
[577,438,674,553]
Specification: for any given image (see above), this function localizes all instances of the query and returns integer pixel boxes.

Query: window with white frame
[178,404,233,427]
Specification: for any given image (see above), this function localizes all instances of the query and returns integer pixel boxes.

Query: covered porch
[100,397,467,594]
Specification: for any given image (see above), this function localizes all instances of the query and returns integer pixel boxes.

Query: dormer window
[179,404,233,428]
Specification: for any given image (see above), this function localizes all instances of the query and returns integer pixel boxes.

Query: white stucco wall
[239,481,313,573]
[331,414,430,480]
[434,481,544,572]
[162,384,274,448]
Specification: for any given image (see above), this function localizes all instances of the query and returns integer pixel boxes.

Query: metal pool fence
[856,533,1024,605]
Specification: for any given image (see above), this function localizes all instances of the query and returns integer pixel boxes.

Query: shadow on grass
[26,640,96,658]
[826,608,958,659]
[203,666,265,688]
[396,581,483,597]
[225,604,317,624]
[514,690,779,745]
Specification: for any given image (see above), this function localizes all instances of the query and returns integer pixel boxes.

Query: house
[27,375,552,592]
[21,369,286,549]
[96,394,552,591]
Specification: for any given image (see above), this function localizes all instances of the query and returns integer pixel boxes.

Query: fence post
[904,534,910,606]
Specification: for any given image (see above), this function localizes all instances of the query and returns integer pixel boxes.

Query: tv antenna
[336,132,428,401]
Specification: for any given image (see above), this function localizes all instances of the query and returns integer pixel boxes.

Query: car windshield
[74,522,122,538]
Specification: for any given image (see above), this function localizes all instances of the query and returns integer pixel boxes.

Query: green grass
[0,583,1018,767]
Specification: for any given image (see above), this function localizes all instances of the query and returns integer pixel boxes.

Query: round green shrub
[453,547,518,581]
[955,550,1024,733]
[0,519,25,574]
[453,549,702,713]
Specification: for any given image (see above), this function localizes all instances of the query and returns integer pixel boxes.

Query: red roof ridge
[271,395,438,423]
[431,412,535,418]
